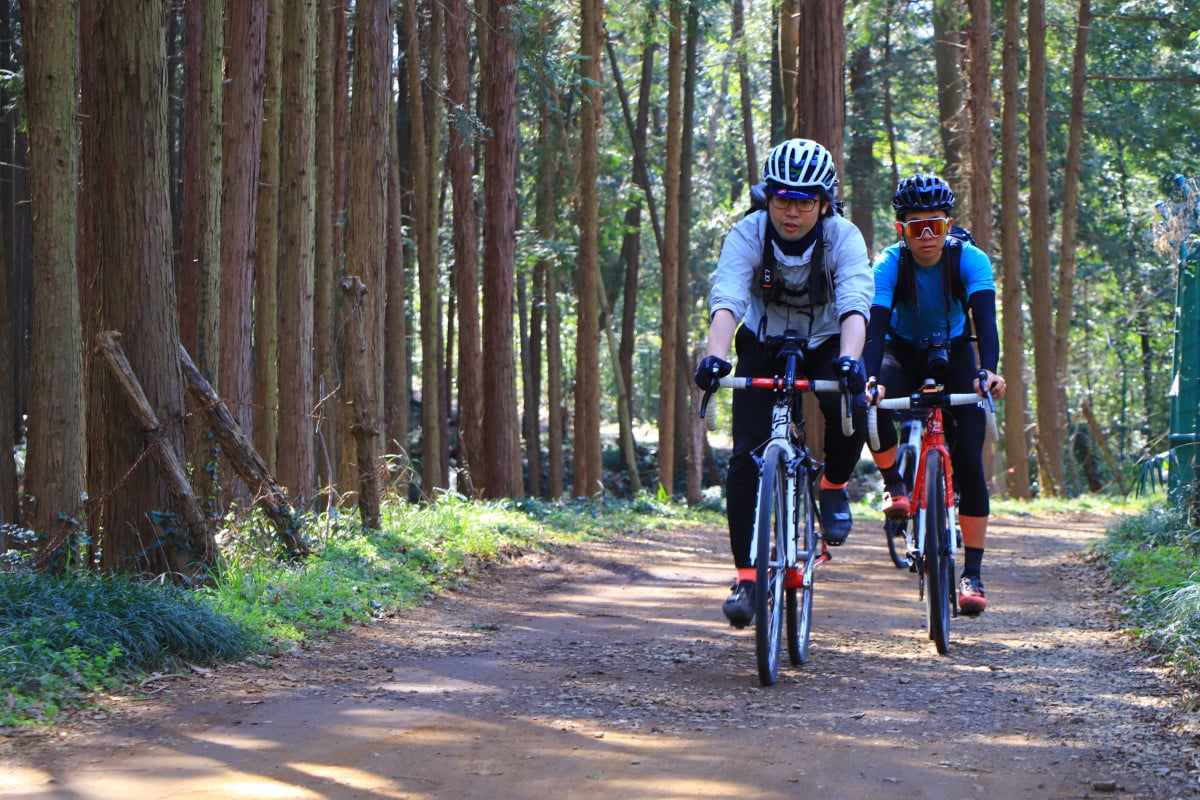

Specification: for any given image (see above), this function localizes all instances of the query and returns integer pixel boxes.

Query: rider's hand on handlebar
[832,355,867,394]
[975,369,1006,399]
[694,355,732,391]
[866,376,887,404]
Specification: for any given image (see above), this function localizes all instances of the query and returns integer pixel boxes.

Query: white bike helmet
[761,138,838,198]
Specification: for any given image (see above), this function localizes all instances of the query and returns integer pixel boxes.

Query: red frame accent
[908,387,957,520]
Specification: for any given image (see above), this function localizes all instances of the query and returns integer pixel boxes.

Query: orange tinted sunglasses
[897,217,949,240]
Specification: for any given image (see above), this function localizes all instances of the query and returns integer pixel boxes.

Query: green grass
[1094,501,1200,675]
[0,491,705,727]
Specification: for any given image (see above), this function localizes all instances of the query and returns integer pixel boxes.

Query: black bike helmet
[892,174,955,217]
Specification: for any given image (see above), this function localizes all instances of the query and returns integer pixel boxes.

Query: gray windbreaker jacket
[708,210,873,349]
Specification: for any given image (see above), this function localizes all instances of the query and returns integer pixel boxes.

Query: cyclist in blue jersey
[863,174,1006,615]
[694,138,873,628]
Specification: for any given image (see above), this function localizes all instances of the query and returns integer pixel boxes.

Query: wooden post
[178,344,309,556]
[340,277,382,529]
[96,331,217,569]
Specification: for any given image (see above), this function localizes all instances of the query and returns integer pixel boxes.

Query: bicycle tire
[885,443,917,569]
[923,450,953,655]
[787,464,817,665]
[754,445,788,686]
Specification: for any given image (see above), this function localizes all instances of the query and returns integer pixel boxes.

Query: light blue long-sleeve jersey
[708,210,873,349]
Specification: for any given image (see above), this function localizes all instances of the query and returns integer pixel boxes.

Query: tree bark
[575,0,604,497]
[778,0,799,137]
[966,0,994,256]
[402,0,445,496]
[339,278,382,529]
[254,0,283,472]
[343,0,391,508]
[96,333,214,572]
[83,0,192,576]
[446,0,483,497]
[23,0,85,542]
[481,0,522,499]
[656,0,682,497]
[1000,0,1031,499]
[179,0,224,507]
[277,0,318,504]
[1026,0,1065,496]
[733,0,757,185]
[932,0,970,214]
[219,0,266,507]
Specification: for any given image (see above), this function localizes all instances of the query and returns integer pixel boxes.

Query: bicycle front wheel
[787,463,817,666]
[922,450,954,655]
[754,444,788,686]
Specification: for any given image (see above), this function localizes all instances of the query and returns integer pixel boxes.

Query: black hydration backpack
[744,182,840,309]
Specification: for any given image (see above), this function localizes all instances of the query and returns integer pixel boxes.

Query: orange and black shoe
[881,479,910,520]
[958,574,987,616]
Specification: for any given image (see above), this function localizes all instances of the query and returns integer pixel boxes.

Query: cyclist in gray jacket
[695,138,873,628]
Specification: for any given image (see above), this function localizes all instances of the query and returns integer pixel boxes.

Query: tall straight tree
[733,0,757,185]
[932,0,969,211]
[445,0,483,496]
[1000,0,1031,499]
[966,0,994,256]
[481,0,521,498]
[343,0,392,500]
[402,0,445,495]
[276,0,318,504]
[179,0,224,504]
[656,0,682,496]
[82,0,195,573]
[22,0,84,541]
[1053,0,1092,475]
[254,0,283,471]
[575,0,603,497]
[218,0,266,505]
[1026,0,1065,496]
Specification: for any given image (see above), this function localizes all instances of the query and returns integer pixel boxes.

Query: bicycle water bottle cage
[919,333,950,379]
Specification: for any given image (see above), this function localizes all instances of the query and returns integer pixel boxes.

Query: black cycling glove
[694,355,732,391]
[832,355,867,394]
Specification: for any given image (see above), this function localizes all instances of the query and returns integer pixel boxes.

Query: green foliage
[1096,503,1200,673]
[0,573,251,726]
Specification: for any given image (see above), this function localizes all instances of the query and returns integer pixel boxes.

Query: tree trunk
[179,0,224,507]
[219,0,266,508]
[778,0,799,137]
[966,0,994,256]
[575,0,604,498]
[1000,0,1032,499]
[343,0,391,508]
[277,0,318,504]
[847,45,876,251]
[539,90,565,499]
[254,0,283,472]
[480,0,522,499]
[733,0,757,185]
[23,0,85,542]
[1026,0,1065,496]
[446,0,483,497]
[83,0,193,576]
[657,0,682,497]
[402,0,445,496]
[96,332,215,570]
[339,278,382,529]
[1053,0,1092,486]
[932,0,970,214]
[385,70,411,499]
[0,2,25,525]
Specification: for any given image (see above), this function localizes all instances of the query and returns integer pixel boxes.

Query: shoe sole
[958,596,986,616]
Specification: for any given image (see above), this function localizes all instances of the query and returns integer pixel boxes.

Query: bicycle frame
[909,389,959,565]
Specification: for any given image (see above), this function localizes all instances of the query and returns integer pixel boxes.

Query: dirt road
[2,512,1198,799]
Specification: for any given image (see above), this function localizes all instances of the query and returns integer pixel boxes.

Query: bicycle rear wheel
[922,450,953,655]
[754,445,788,686]
[786,463,817,666]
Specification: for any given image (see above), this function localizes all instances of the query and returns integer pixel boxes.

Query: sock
[962,547,984,578]
[820,477,847,491]
[879,463,903,484]
[737,567,757,582]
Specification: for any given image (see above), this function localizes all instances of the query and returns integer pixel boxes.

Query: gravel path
[2,512,1198,799]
